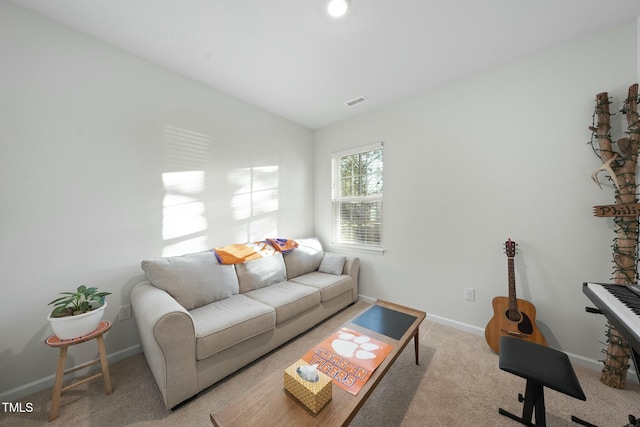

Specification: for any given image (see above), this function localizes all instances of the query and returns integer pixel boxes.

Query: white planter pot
[47,302,107,340]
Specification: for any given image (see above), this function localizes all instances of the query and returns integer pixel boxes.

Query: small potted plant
[47,285,111,340]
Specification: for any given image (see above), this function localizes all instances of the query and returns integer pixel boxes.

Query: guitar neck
[508,257,518,312]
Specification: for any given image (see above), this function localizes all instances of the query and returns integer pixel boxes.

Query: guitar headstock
[504,239,517,258]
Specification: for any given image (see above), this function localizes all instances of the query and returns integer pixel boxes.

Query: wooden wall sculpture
[589,84,640,388]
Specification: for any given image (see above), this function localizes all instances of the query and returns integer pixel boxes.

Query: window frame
[330,142,384,254]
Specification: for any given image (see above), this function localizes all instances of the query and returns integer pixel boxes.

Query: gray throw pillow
[318,253,346,276]
[141,251,239,310]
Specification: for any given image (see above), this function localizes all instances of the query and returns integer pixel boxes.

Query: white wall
[0,2,313,399]
[314,22,638,367]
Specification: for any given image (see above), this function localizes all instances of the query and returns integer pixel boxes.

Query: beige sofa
[131,238,359,409]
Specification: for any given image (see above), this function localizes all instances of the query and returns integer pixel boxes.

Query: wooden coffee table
[210,300,426,427]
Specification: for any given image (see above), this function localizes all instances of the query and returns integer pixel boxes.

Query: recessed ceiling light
[327,0,350,18]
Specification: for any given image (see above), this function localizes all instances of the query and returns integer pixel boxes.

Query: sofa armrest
[342,255,359,278]
[131,281,198,409]
[325,252,360,301]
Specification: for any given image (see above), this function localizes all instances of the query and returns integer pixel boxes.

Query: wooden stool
[498,335,587,427]
[45,320,112,421]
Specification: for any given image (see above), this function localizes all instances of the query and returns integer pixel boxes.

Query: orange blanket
[265,238,298,253]
[213,238,298,264]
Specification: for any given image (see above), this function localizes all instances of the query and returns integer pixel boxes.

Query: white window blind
[331,142,383,249]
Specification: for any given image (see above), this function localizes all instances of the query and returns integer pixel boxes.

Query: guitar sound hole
[506,309,521,323]
[503,309,534,335]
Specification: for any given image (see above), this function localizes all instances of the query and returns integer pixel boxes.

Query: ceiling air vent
[345,96,368,107]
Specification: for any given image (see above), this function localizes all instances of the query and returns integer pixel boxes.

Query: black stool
[498,336,587,427]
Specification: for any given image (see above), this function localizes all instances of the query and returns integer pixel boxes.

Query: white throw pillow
[318,253,346,276]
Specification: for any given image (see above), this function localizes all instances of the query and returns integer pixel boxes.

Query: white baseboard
[0,344,141,402]
[426,312,486,336]
[357,294,377,305]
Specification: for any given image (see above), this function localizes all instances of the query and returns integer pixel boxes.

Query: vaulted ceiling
[9,0,640,129]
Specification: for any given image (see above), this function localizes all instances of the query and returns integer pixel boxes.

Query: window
[331,142,383,250]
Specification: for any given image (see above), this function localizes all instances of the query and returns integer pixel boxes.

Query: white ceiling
[9,0,640,129]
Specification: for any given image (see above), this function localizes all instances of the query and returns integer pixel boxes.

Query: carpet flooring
[2,301,639,426]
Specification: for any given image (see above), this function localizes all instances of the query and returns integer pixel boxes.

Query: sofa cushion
[190,294,276,360]
[236,252,287,293]
[283,237,324,280]
[141,251,239,310]
[318,253,346,275]
[290,272,353,302]
[244,282,321,324]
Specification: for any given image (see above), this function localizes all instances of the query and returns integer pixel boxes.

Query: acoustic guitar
[484,239,547,353]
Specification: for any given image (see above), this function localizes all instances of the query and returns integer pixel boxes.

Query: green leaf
[48,296,68,306]
[50,306,66,317]
[85,287,98,296]
[94,292,111,298]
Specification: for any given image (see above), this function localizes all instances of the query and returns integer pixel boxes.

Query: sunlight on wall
[161,125,281,253]
[162,171,208,256]
[229,165,279,242]
[162,125,211,257]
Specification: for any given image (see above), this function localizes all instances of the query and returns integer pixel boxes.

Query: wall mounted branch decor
[588,84,640,388]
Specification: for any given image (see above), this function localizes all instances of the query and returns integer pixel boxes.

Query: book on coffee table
[301,327,392,395]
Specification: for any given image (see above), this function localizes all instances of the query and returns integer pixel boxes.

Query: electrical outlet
[119,304,131,321]
[464,288,475,301]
